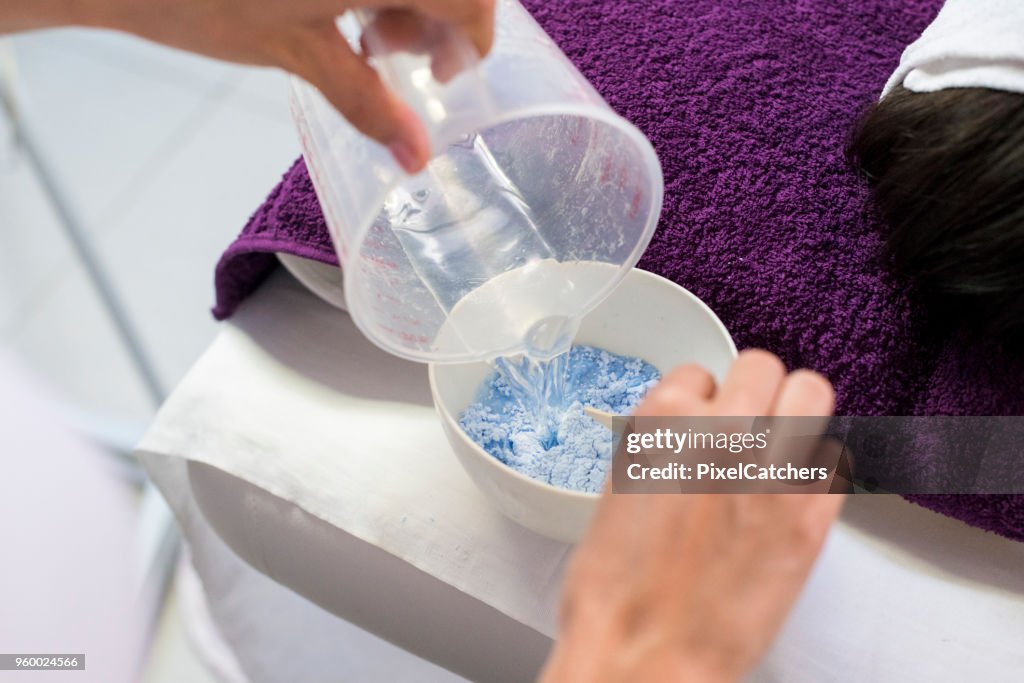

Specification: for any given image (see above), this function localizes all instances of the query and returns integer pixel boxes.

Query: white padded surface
[140,268,1024,682]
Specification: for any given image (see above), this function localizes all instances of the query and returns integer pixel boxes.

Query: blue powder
[458,345,660,493]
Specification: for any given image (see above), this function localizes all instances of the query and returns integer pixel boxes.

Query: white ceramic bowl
[428,266,737,543]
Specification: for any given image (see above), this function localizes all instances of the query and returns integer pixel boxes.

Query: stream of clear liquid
[493,350,570,449]
[490,314,579,448]
[385,132,582,444]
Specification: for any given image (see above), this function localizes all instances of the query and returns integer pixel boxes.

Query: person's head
[848,85,1024,346]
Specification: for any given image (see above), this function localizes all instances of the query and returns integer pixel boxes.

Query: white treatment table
[139,269,1024,683]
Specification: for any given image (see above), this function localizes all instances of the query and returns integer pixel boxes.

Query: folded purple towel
[213,0,1024,541]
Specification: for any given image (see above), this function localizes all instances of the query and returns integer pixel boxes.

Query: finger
[713,349,786,416]
[772,370,834,417]
[787,493,845,547]
[360,8,433,56]
[660,364,718,400]
[282,25,431,172]
[430,32,466,82]
[739,494,844,618]
[359,8,477,83]
[762,369,836,491]
[635,364,716,417]
[354,0,495,56]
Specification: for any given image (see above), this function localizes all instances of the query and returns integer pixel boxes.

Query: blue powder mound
[458,345,661,493]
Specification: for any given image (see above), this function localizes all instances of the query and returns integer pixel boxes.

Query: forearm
[0,0,130,33]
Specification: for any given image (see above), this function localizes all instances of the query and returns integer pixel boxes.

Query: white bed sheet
[139,269,1024,682]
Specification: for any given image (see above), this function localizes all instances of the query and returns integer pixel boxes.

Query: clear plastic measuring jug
[290,0,664,363]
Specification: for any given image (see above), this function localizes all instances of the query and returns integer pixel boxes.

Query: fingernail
[389,140,419,174]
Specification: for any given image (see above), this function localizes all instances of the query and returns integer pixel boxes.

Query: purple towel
[213,0,1024,541]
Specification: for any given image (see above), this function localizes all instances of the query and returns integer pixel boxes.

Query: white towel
[883,0,1024,97]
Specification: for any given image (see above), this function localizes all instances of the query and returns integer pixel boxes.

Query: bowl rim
[427,267,738,501]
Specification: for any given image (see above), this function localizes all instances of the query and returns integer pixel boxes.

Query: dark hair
[848,85,1024,347]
